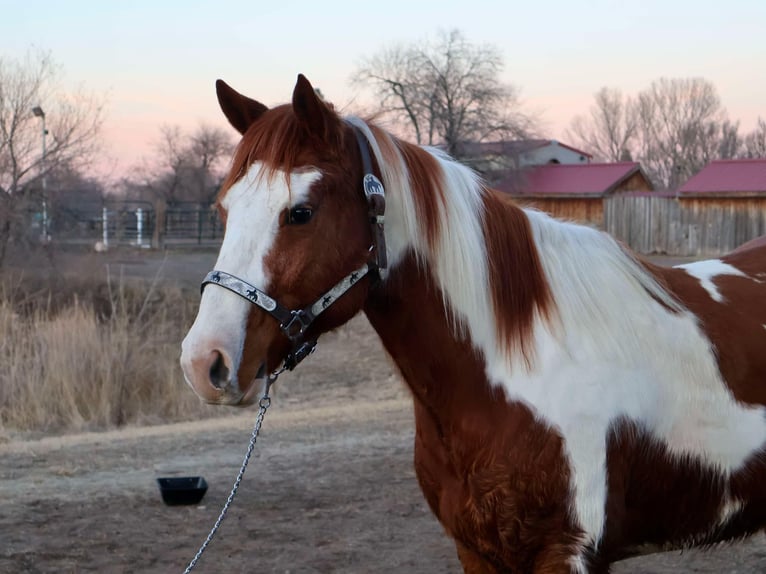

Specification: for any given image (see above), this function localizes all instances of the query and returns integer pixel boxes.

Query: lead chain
[182,374,276,573]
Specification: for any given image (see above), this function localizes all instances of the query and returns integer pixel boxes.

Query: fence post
[102,206,109,249]
[153,199,166,249]
[136,207,143,246]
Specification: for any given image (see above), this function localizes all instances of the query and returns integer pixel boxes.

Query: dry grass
[0,272,220,434]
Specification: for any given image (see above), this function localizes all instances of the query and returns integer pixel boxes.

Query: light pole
[32,105,49,242]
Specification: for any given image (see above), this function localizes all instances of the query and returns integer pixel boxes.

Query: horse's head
[181,75,378,405]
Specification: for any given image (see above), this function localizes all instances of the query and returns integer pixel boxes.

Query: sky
[2,0,765,180]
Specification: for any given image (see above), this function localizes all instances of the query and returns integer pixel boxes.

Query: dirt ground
[2,249,765,573]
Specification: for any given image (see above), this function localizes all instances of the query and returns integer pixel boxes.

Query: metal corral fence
[605,193,766,256]
[31,195,766,256]
[44,201,224,248]
[161,203,224,246]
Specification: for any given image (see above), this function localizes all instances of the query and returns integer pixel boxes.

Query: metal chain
[182,374,277,574]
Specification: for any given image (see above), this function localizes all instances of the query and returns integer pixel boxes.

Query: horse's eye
[288,205,314,225]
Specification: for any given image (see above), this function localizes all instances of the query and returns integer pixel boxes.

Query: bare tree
[634,78,731,187]
[569,78,742,188]
[127,123,233,204]
[567,88,638,162]
[0,49,105,265]
[743,117,766,158]
[717,119,743,160]
[352,29,534,158]
[188,124,233,200]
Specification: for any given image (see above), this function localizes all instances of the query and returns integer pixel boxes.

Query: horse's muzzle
[180,342,261,405]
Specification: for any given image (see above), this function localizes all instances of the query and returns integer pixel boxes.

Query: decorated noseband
[201,123,387,372]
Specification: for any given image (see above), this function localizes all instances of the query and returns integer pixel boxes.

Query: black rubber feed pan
[157,476,208,506]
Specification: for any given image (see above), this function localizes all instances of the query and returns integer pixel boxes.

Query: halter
[200,124,387,372]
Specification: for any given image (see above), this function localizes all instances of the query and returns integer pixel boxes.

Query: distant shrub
[0,274,222,433]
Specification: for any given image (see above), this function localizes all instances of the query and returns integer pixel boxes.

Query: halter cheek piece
[200,124,387,373]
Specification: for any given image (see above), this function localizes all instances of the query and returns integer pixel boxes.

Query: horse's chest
[411,401,575,565]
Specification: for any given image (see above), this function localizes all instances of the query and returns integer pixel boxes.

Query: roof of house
[457,139,593,159]
[677,159,766,194]
[495,162,649,197]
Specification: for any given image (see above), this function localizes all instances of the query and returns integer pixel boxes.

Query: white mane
[345,116,493,339]
[525,209,685,354]
[345,116,683,366]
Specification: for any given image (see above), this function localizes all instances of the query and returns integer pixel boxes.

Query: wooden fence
[604,194,766,256]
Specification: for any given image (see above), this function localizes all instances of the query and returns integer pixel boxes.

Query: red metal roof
[496,162,647,196]
[677,159,766,194]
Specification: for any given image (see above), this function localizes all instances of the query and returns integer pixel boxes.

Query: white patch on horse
[675,259,748,303]
[181,163,320,389]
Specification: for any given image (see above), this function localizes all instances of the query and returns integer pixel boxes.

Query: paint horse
[180,75,766,573]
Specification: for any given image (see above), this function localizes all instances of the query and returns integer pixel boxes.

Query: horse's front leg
[456,541,606,574]
[533,546,608,574]
[455,541,500,574]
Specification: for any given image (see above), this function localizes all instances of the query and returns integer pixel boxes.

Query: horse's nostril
[209,351,230,389]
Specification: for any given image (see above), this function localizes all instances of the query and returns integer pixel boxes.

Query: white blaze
[181,163,320,388]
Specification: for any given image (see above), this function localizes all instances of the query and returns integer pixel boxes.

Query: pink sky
[4,1,764,180]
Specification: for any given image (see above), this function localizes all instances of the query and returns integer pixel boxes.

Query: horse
[180,74,766,573]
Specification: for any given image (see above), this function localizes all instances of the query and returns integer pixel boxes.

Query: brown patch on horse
[482,189,555,367]
[713,245,766,406]
[603,419,766,565]
[599,421,729,562]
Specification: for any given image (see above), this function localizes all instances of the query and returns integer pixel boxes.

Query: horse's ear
[292,74,339,139]
[216,80,268,135]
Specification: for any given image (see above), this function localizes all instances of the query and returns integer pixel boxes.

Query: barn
[673,158,766,252]
[495,162,653,227]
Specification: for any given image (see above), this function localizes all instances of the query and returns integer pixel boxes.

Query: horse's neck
[361,184,552,420]
[363,254,499,420]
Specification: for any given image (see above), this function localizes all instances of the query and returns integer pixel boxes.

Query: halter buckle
[283,339,317,371]
[281,310,312,341]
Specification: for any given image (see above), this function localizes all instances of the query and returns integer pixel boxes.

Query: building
[495,162,653,226]
[677,158,766,196]
[673,158,766,251]
[459,139,592,179]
